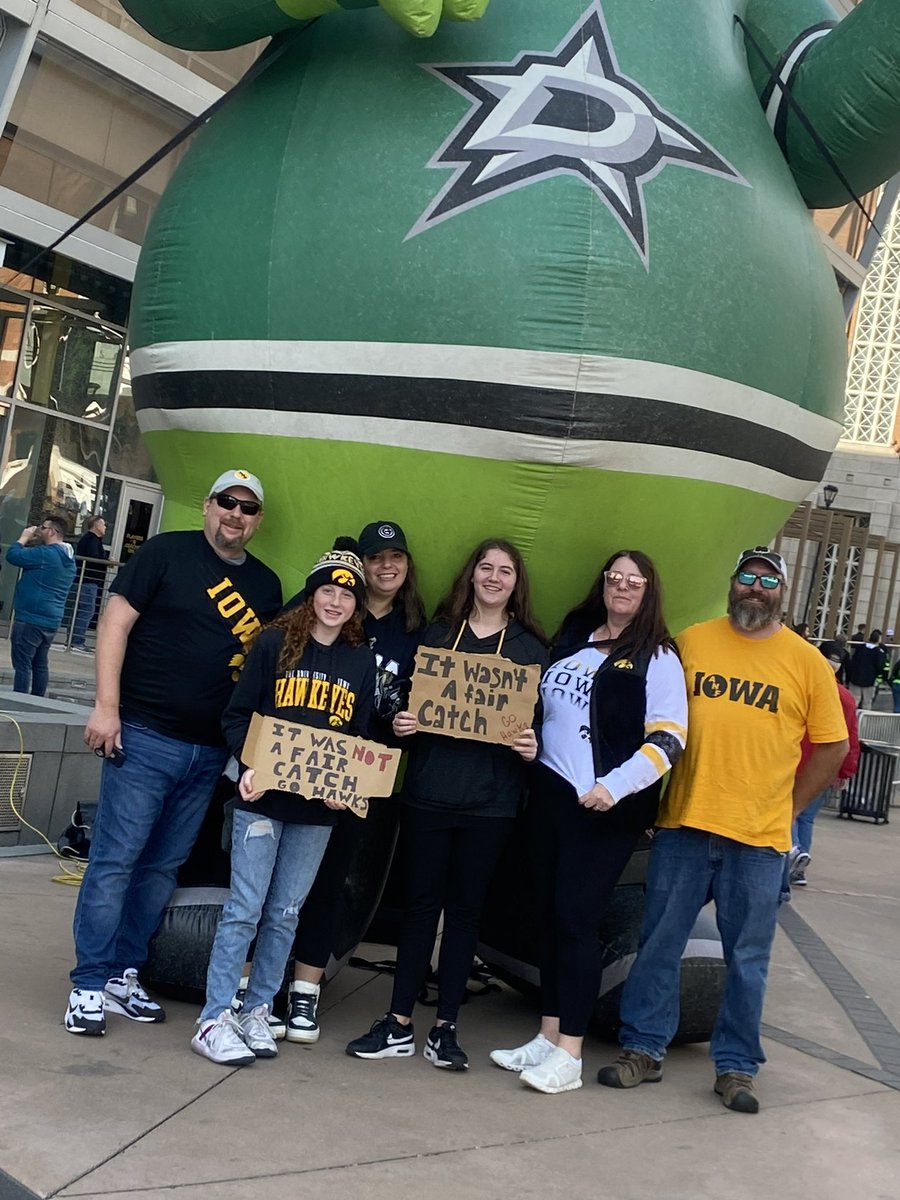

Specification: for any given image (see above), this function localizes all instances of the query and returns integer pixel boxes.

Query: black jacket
[403,619,548,818]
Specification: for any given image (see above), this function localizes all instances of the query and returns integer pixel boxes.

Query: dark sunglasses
[736,570,781,590]
[213,493,261,517]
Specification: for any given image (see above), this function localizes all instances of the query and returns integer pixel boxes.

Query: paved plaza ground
[0,644,899,1199]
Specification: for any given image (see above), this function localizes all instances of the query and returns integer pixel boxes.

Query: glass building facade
[0,0,263,623]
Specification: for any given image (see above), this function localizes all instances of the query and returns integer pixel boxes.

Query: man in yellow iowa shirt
[598,548,848,1114]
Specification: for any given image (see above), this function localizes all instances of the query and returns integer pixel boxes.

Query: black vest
[549,635,662,833]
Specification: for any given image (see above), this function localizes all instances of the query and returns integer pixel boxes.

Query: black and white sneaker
[65,988,106,1036]
[424,1023,469,1071]
[230,975,250,1015]
[104,969,165,1022]
[286,981,320,1044]
[346,1014,415,1059]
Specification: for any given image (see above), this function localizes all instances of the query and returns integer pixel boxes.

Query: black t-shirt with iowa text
[112,530,283,745]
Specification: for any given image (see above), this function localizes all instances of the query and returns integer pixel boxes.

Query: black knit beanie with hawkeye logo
[304,537,367,610]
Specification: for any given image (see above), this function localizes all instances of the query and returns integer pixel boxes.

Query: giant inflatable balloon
[121,0,900,630]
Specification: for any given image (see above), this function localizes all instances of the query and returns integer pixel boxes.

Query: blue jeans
[11,621,55,695]
[794,788,828,857]
[618,826,785,1076]
[71,722,226,989]
[72,582,98,647]
[201,809,331,1021]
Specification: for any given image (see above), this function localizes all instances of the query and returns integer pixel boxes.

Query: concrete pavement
[1,809,898,1200]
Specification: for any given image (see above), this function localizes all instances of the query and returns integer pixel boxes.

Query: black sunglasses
[212,493,261,517]
[736,570,781,590]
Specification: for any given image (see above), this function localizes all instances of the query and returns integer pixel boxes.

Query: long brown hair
[556,549,675,659]
[433,538,547,645]
[364,548,426,634]
[268,595,366,670]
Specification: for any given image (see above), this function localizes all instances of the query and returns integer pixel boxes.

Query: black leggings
[390,804,515,1024]
[531,762,643,1038]
[290,810,365,970]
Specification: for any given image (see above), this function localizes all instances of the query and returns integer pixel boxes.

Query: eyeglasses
[604,570,647,591]
[212,493,261,517]
[736,570,781,590]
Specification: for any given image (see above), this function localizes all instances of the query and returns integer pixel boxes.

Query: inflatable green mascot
[120,0,900,627]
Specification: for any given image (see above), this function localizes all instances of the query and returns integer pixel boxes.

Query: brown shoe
[714,1072,759,1113]
[596,1049,663,1088]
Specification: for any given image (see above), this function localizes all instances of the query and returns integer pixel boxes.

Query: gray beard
[728,592,780,632]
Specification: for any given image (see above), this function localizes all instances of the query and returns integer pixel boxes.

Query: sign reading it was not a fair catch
[408,649,541,745]
[241,712,401,818]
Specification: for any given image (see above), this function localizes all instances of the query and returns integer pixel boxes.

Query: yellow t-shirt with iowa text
[659,618,848,851]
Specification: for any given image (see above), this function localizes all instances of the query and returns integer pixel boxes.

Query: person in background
[346,538,548,1072]
[819,633,850,686]
[791,621,811,640]
[786,647,860,891]
[71,514,109,653]
[490,550,687,1095]
[847,629,887,709]
[890,658,900,714]
[192,539,375,1066]
[6,516,75,695]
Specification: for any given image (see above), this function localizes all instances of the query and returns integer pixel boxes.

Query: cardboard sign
[241,713,401,818]
[407,649,541,746]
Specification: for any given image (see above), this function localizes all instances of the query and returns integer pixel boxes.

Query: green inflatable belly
[129,0,851,628]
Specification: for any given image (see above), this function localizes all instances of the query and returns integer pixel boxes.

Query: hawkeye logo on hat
[234,470,250,480]
[332,568,356,587]
[613,659,634,670]
[378,525,395,538]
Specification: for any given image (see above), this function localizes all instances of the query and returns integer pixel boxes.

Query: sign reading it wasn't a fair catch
[241,712,401,818]
[408,649,541,746]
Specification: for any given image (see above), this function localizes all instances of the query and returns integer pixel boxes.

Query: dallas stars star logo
[408,1,746,262]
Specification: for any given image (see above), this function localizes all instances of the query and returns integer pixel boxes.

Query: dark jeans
[72,722,227,989]
[390,803,514,1024]
[531,762,643,1037]
[72,582,98,647]
[11,621,55,695]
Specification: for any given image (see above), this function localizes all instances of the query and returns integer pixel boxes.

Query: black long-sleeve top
[222,626,376,826]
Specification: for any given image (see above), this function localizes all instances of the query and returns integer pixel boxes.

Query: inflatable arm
[745,0,900,207]
[118,0,489,47]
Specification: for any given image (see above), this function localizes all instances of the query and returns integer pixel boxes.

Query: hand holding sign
[241,713,402,818]
[407,649,541,747]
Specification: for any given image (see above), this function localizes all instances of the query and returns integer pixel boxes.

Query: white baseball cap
[208,469,264,505]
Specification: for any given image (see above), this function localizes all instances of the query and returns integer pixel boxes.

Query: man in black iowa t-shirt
[65,470,282,1038]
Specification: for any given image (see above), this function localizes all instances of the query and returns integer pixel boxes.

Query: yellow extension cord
[0,712,87,886]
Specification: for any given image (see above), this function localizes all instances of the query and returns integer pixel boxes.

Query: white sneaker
[520,1046,583,1094]
[191,1010,256,1066]
[490,1032,555,1072]
[104,969,165,1022]
[238,1004,278,1058]
[65,988,106,1036]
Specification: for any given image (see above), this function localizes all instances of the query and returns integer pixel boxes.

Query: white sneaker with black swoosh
[345,1013,415,1059]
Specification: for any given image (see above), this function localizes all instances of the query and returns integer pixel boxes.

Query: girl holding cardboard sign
[490,550,688,1094]
[346,538,548,1072]
[191,539,376,1067]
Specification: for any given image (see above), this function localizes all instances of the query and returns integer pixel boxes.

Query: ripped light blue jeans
[201,807,331,1022]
